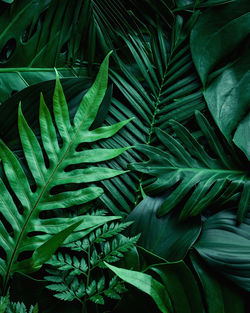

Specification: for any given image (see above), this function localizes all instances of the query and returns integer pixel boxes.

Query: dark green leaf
[126,196,201,261]
[195,209,250,292]
[191,0,250,85]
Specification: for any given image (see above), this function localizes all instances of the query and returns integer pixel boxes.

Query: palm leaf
[131,111,249,221]
[93,13,206,215]
[0,53,130,292]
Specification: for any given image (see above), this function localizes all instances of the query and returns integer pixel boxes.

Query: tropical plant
[45,219,138,309]
[0,0,249,312]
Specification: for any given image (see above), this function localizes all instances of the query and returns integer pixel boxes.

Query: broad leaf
[126,196,201,261]
[131,111,249,221]
[0,66,90,104]
[0,53,130,292]
[190,0,250,85]
[0,0,96,68]
[204,45,250,160]
[194,209,250,292]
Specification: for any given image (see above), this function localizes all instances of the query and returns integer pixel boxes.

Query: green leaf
[190,252,245,313]
[204,45,250,160]
[126,196,201,261]
[13,220,83,273]
[195,209,250,292]
[90,294,104,305]
[0,0,96,68]
[0,53,129,291]
[0,67,90,104]
[0,293,9,313]
[131,112,249,220]
[91,15,205,215]
[191,0,250,85]
[104,262,172,313]
[233,113,250,161]
[149,262,204,313]
[1,0,14,3]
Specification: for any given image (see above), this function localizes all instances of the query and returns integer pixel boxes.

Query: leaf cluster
[44,220,138,306]
[0,0,249,312]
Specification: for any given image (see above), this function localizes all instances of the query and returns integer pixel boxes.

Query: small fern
[0,293,38,313]
[45,220,139,307]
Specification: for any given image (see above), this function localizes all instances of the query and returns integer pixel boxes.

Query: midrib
[146,70,167,145]
[134,67,168,206]
[3,118,87,292]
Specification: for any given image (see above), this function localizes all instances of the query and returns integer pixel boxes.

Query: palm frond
[93,14,206,215]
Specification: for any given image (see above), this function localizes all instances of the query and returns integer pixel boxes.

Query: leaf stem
[82,245,91,313]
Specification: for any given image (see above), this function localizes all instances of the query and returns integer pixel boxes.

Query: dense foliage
[0,0,249,312]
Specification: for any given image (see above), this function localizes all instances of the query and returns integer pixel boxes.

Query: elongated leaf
[195,209,250,292]
[13,220,83,274]
[104,262,172,313]
[0,53,129,291]
[126,196,201,261]
[131,112,249,220]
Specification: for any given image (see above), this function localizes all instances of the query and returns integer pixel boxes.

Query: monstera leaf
[0,53,130,292]
[131,111,249,221]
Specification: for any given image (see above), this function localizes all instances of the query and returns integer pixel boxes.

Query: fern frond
[131,111,249,221]
[45,219,135,305]
[0,294,38,313]
[0,53,130,292]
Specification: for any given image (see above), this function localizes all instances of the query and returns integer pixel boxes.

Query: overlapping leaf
[0,53,130,292]
[194,208,250,292]
[190,0,250,85]
[93,14,206,215]
[126,196,201,261]
[131,111,249,221]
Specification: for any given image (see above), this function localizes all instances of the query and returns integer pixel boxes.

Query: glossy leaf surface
[104,262,172,313]
[204,45,250,160]
[191,0,250,85]
[131,112,249,221]
[195,209,250,292]
[126,196,201,261]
